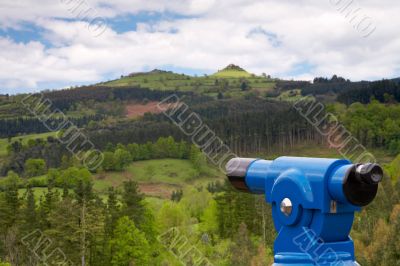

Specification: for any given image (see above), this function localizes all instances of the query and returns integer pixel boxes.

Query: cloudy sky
[0,0,399,94]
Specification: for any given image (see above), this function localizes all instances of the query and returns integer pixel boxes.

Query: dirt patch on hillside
[139,183,180,199]
[125,101,170,118]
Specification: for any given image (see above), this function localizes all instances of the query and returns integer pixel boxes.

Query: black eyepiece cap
[343,163,383,207]
[355,163,383,185]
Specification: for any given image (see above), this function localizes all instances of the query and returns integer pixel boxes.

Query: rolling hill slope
[100,64,276,97]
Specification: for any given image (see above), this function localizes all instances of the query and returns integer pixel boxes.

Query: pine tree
[74,179,94,266]
[104,187,120,265]
[110,216,150,266]
[46,196,80,265]
[22,186,37,233]
[38,182,60,229]
[121,181,145,225]
[2,171,21,228]
[104,187,120,238]
[0,172,22,265]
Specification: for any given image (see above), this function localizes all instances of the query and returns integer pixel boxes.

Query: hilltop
[212,64,253,78]
[127,69,172,77]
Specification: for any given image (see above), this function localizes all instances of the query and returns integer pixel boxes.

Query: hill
[103,69,192,89]
[212,64,253,78]
[100,64,275,98]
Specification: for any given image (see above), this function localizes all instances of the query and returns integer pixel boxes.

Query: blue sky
[0,0,399,94]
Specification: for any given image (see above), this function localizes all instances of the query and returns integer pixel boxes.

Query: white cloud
[0,0,400,93]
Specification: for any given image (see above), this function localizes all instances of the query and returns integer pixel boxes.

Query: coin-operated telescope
[226,157,383,266]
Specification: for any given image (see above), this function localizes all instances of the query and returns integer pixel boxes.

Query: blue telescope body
[226,156,383,266]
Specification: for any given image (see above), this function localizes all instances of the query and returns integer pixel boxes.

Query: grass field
[104,71,192,89]
[212,68,253,78]
[2,158,221,202]
[93,159,223,198]
[0,131,58,157]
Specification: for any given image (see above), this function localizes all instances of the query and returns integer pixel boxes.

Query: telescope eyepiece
[342,163,383,207]
[355,163,383,185]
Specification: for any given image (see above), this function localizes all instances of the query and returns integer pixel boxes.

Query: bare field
[125,101,170,118]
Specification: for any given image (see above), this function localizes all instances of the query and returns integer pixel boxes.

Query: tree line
[40,86,207,111]
[333,100,400,154]
[337,79,400,105]
[0,115,104,138]
[1,136,208,180]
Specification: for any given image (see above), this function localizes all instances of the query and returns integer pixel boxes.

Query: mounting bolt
[280,198,293,216]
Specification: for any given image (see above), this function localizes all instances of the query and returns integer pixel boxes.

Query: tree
[230,223,254,266]
[127,143,140,161]
[0,171,21,229]
[104,187,120,239]
[241,81,249,91]
[138,208,158,245]
[47,168,61,186]
[0,172,22,265]
[180,188,211,220]
[189,145,208,175]
[177,141,189,159]
[158,202,189,231]
[105,143,115,152]
[60,155,73,169]
[60,167,91,187]
[110,217,150,266]
[200,199,219,241]
[113,148,131,171]
[38,182,60,229]
[171,189,183,202]
[24,158,46,178]
[102,152,116,171]
[251,244,273,266]
[46,196,80,264]
[165,136,178,158]
[73,178,104,266]
[382,205,400,265]
[121,181,145,225]
[21,186,37,233]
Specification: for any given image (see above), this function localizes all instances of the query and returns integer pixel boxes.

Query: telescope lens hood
[226,158,256,193]
[343,163,383,207]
